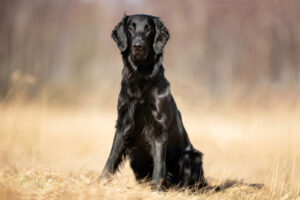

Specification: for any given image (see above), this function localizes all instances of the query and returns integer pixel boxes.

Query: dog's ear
[112,15,129,52]
[153,17,170,54]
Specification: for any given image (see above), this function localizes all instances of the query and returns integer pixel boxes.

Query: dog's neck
[122,52,163,81]
[120,52,167,100]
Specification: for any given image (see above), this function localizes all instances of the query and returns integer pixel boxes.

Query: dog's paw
[88,174,112,186]
[151,183,167,192]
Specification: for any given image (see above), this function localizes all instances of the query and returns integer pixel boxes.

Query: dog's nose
[133,41,144,50]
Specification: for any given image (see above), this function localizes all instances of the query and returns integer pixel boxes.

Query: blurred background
[1,0,300,107]
[1,1,300,198]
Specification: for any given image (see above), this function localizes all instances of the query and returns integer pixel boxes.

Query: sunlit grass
[0,102,299,199]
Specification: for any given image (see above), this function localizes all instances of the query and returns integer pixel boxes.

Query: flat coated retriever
[99,14,207,190]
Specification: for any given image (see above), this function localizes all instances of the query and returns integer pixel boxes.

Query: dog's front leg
[150,86,172,190]
[152,139,167,190]
[99,131,126,179]
[99,97,137,181]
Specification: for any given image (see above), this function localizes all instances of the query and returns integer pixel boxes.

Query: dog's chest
[123,78,170,137]
[127,91,159,132]
[134,97,156,124]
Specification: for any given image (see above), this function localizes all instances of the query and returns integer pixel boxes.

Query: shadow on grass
[89,176,264,194]
[196,179,264,194]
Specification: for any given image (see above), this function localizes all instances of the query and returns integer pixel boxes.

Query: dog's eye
[129,27,135,32]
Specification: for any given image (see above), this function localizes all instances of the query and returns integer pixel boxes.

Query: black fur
[100,14,207,190]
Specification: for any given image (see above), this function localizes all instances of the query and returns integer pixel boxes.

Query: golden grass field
[0,100,300,200]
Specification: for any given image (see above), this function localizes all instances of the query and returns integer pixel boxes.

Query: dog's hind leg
[180,150,208,189]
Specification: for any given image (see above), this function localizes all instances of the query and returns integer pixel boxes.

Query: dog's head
[112,14,169,62]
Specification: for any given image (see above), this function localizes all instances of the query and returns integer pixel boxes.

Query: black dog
[100,14,207,190]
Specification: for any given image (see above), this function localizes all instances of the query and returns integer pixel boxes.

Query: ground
[0,102,299,200]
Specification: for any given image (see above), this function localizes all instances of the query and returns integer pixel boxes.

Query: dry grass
[0,101,300,200]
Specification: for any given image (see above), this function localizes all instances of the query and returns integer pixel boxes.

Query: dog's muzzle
[132,40,148,61]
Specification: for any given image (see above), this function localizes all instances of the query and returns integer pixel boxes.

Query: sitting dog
[99,14,207,190]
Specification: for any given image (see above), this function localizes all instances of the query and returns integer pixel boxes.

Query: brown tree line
[0,0,299,102]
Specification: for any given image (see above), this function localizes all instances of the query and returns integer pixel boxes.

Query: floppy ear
[112,16,129,52]
[153,17,170,54]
